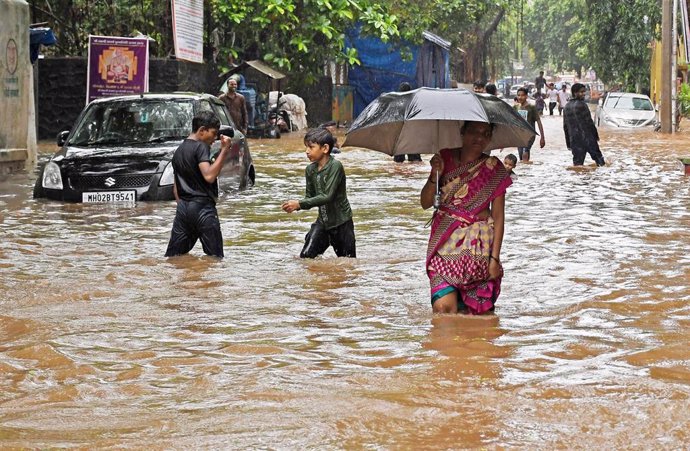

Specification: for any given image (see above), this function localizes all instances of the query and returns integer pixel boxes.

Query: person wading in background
[563,83,606,167]
[219,78,248,135]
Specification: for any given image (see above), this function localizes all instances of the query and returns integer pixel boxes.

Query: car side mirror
[57,130,70,146]
[217,125,234,139]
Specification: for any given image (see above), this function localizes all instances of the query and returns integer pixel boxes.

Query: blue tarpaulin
[346,28,450,116]
[29,28,56,63]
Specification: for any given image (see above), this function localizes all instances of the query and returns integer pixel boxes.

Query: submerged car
[595,92,657,128]
[33,93,255,203]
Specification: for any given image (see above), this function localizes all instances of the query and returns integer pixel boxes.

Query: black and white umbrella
[342,87,537,155]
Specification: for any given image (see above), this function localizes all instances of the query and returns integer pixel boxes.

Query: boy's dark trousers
[300,219,356,258]
[165,199,224,257]
[549,102,557,115]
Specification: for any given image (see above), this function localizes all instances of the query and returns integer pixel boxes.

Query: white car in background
[595,92,657,128]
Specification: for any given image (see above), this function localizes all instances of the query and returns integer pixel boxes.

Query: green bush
[678,83,690,118]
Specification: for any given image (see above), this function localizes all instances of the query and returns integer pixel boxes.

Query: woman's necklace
[457,149,485,166]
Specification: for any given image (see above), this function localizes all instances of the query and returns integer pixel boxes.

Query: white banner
[171,0,204,63]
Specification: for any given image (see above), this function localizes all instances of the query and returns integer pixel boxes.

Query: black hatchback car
[33,93,255,202]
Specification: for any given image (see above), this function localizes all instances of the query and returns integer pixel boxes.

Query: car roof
[606,92,650,99]
[89,92,222,104]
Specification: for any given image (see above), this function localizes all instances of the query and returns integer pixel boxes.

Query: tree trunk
[460,8,505,82]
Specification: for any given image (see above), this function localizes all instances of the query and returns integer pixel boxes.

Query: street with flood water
[1,116,690,448]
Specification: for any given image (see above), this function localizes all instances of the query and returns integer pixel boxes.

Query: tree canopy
[28,0,662,89]
[524,0,661,90]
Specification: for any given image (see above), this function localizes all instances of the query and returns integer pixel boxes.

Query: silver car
[595,92,657,128]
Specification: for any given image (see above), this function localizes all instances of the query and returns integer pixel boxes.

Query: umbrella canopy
[342,87,537,155]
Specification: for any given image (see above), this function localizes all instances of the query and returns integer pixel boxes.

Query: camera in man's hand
[217,125,234,139]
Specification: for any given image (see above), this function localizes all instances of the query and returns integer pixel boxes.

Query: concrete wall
[0,0,36,174]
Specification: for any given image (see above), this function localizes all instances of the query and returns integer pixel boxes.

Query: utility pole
[660,0,674,133]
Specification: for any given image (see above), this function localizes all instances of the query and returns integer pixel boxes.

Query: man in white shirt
[557,84,570,116]
[546,83,559,115]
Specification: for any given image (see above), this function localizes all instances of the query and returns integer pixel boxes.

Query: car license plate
[82,190,136,203]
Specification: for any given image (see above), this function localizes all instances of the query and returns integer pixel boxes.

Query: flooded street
[1,115,690,448]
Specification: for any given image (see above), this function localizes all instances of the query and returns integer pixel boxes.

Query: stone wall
[36,57,88,140]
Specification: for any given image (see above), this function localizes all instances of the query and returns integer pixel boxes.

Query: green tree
[575,0,660,89]
[435,0,507,82]
[28,0,177,57]
[524,0,661,90]
[524,0,586,75]
[27,0,517,85]
[213,0,517,84]
[211,0,400,84]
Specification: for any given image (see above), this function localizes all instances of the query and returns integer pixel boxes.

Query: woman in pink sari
[420,121,512,314]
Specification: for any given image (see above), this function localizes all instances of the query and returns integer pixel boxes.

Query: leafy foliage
[211,0,400,84]
[677,82,690,117]
[524,0,587,74]
[524,0,661,89]
[28,0,663,89]
[28,0,177,57]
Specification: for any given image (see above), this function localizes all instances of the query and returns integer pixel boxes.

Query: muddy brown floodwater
[1,115,690,448]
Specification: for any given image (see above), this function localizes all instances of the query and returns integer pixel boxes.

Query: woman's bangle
[489,255,500,263]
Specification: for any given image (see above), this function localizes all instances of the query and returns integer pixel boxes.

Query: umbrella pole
[433,169,440,209]
[432,120,441,209]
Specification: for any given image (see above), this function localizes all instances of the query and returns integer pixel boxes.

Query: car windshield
[606,96,654,111]
[69,99,195,146]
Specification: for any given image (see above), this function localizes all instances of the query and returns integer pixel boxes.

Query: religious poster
[171,0,204,63]
[86,35,149,103]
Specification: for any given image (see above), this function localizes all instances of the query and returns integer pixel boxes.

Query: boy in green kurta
[282,128,356,258]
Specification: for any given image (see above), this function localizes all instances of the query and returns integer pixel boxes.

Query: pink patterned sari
[426,149,512,314]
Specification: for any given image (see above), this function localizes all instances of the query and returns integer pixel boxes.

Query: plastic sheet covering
[278,93,308,131]
[342,88,537,155]
[345,27,418,117]
[29,27,56,63]
[345,27,451,117]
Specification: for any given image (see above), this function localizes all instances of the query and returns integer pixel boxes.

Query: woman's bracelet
[489,255,500,263]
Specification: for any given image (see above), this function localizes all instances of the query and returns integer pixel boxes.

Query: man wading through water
[563,83,606,167]
[165,110,232,258]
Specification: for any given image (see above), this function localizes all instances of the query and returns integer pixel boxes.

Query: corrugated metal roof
[245,60,286,79]
[422,31,451,50]
[225,60,286,80]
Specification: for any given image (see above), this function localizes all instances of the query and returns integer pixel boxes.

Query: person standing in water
[420,121,512,315]
[282,128,356,258]
[514,87,546,162]
[165,111,232,258]
[219,78,248,135]
[563,83,606,167]
[393,82,423,163]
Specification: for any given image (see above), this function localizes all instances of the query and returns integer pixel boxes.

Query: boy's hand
[282,200,300,213]
[539,136,546,148]
[219,134,232,152]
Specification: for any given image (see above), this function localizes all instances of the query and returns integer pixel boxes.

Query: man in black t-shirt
[535,71,546,94]
[165,110,232,258]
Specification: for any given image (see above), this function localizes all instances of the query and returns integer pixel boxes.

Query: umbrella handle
[433,169,441,209]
